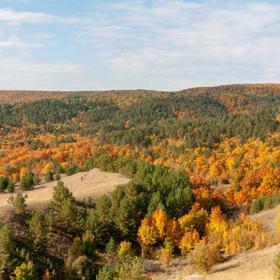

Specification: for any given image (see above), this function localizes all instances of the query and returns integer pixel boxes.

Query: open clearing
[0,168,130,208]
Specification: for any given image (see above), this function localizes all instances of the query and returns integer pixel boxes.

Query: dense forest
[0,85,279,148]
[0,84,279,279]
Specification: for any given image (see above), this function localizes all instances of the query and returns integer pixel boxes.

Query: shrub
[11,261,36,280]
[7,181,15,193]
[55,173,61,181]
[118,241,132,258]
[8,193,27,216]
[28,211,48,251]
[96,257,147,280]
[0,176,9,192]
[65,165,79,176]
[223,215,265,256]
[0,225,15,277]
[250,193,280,214]
[117,257,147,280]
[20,173,35,190]
[71,256,95,280]
[105,238,118,256]
[45,171,54,182]
[96,265,117,280]
[250,198,264,214]
[179,230,200,255]
[189,241,221,274]
[157,238,174,266]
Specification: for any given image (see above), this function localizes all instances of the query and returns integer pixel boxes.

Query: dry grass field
[0,168,130,208]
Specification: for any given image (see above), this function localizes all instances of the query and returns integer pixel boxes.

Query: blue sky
[0,0,279,90]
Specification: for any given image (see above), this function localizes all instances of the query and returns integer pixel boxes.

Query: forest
[0,84,279,279]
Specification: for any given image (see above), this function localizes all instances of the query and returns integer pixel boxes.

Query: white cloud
[0,0,280,90]
[76,0,280,90]
[0,8,78,25]
[0,56,88,90]
[0,8,54,24]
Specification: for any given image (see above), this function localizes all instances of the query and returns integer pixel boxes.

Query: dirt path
[0,168,130,207]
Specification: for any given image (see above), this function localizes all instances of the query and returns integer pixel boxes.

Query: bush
[7,181,15,193]
[45,171,54,182]
[0,225,15,277]
[189,241,222,274]
[157,238,174,266]
[11,261,36,280]
[118,241,132,258]
[0,176,9,192]
[29,211,48,251]
[71,256,95,280]
[179,230,200,255]
[8,193,28,216]
[96,265,117,280]
[250,198,264,214]
[250,192,280,214]
[117,257,147,280]
[20,173,35,190]
[65,165,79,176]
[96,257,147,280]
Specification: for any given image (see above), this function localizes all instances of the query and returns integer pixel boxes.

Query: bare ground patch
[0,168,130,208]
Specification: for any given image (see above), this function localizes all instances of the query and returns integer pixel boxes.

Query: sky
[0,0,279,90]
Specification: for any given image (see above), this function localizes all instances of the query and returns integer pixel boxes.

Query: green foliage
[0,176,10,192]
[45,171,54,182]
[10,261,37,280]
[250,192,280,214]
[117,257,147,280]
[0,225,15,277]
[7,181,15,193]
[65,165,79,176]
[20,173,35,190]
[2,90,279,148]
[114,194,146,238]
[8,193,27,216]
[96,265,117,280]
[49,181,75,211]
[70,256,95,280]
[96,257,147,280]
[147,192,165,216]
[68,232,96,280]
[49,181,83,235]
[166,186,193,218]
[28,211,48,251]
[105,238,118,257]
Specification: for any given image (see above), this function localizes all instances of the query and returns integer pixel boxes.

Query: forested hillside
[0,84,279,279]
[0,84,279,148]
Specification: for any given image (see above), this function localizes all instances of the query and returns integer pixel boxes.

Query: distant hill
[0,84,280,104]
[0,84,279,148]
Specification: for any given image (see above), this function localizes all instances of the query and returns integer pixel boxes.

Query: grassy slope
[151,206,280,280]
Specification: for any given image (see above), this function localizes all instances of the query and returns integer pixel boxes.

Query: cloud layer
[0,0,280,90]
